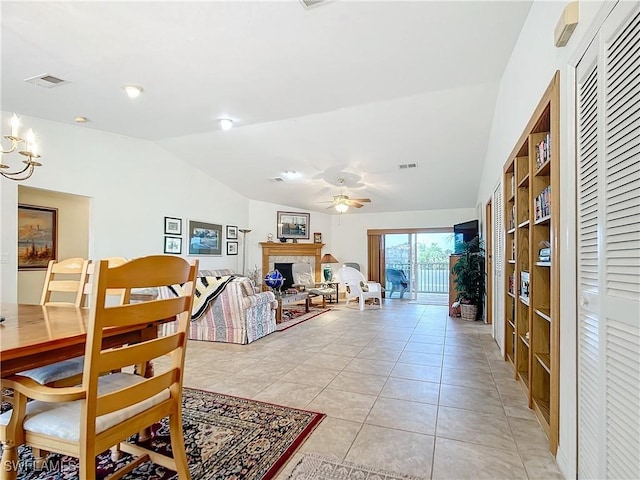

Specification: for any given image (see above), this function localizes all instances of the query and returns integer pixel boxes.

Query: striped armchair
[160,269,277,344]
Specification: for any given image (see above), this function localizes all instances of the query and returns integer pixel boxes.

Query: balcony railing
[385,262,449,293]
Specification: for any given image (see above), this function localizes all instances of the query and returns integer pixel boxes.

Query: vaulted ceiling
[1,1,532,214]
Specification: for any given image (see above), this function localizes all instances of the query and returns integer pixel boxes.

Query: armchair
[336,266,383,310]
[386,268,409,298]
[291,262,335,307]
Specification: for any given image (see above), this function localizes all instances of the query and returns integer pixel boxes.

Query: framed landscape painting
[277,211,310,240]
[18,204,57,270]
[188,220,222,256]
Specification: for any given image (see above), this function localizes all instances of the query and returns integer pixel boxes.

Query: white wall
[330,208,477,277]
[0,114,252,302]
[475,1,612,478]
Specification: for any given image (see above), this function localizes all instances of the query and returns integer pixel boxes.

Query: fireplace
[274,263,294,290]
[260,242,324,289]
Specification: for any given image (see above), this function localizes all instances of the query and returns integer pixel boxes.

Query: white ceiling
[1,0,532,214]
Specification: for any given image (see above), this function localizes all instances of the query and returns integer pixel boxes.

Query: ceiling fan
[325,178,371,213]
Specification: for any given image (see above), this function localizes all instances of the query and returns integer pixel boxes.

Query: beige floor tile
[327,370,388,396]
[403,341,444,354]
[357,346,403,362]
[442,353,491,373]
[439,383,505,414]
[345,424,434,478]
[344,357,396,376]
[365,396,437,435]
[379,376,439,405]
[440,367,496,390]
[500,392,538,421]
[253,381,323,409]
[301,352,353,370]
[319,343,364,357]
[432,437,527,480]
[437,406,517,452]
[391,362,441,383]
[507,416,554,457]
[280,365,340,388]
[409,334,445,345]
[521,452,565,479]
[306,388,377,423]
[297,417,362,460]
[398,351,443,367]
[366,339,408,350]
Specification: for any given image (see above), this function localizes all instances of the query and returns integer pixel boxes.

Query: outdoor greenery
[451,236,485,306]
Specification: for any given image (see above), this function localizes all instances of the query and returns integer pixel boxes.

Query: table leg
[276,299,283,324]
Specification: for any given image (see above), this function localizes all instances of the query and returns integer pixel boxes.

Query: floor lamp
[239,229,251,275]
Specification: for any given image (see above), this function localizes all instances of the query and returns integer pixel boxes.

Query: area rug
[277,306,330,332]
[2,388,325,480]
[287,453,424,480]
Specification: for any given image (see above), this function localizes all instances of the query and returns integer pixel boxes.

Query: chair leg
[1,442,18,480]
[169,410,190,479]
[359,296,365,311]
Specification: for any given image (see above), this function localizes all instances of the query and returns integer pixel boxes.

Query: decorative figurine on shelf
[264,269,285,292]
[267,233,274,242]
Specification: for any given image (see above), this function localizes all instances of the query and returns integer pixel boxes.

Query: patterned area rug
[277,306,330,332]
[2,388,325,480]
[287,453,424,480]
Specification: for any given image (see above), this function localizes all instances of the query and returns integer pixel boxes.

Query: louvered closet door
[493,182,504,351]
[577,3,640,479]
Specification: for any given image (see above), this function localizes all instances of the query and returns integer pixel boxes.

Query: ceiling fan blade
[345,200,364,208]
[349,198,371,203]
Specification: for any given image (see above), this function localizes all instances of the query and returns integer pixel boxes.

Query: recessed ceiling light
[74,116,88,123]
[281,170,301,180]
[122,85,143,98]
[219,118,233,131]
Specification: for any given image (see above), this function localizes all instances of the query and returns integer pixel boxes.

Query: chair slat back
[40,258,90,307]
[83,255,197,426]
[82,257,130,306]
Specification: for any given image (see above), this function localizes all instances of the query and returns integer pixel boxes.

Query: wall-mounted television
[453,219,479,253]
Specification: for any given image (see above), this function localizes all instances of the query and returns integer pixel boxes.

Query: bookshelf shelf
[535,353,551,373]
[502,72,559,454]
[535,308,551,322]
[534,215,551,225]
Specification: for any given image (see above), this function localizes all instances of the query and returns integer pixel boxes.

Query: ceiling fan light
[219,118,233,131]
[335,203,349,213]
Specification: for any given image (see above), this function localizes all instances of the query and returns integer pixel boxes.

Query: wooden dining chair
[19,257,131,389]
[0,255,198,480]
[81,256,130,307]
[39,257,90,307]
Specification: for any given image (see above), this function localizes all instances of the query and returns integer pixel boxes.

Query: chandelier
[1,114,42,181]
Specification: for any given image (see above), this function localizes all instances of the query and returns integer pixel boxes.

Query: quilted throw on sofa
[168,275,235,321]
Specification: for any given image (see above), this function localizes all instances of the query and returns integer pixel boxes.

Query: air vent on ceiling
[272,177,285,182]
[299,0,328,9]
[24,74,69,88]
[399,163,418,170]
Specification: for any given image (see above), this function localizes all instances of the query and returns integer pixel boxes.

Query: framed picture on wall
[164,236,182,254]
[226,225,238,240]
[313,232,322,243]
[277,211,310,240]
[188,220,222,256]
[164,216,182,235]
[18,204,58,270]
[226,241,238,255]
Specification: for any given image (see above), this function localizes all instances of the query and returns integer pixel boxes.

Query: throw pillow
[360,281,369,292]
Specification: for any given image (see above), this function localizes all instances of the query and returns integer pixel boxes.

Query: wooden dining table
[0,303,163,378]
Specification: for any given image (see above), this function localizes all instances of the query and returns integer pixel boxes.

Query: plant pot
[460,303,478,321]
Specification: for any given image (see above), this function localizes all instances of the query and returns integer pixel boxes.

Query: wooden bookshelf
[502,72,560,454]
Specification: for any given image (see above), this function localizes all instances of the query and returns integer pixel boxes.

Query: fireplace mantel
[260,242,324,282]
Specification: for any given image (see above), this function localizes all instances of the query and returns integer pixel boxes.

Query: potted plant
[451,235,485,321]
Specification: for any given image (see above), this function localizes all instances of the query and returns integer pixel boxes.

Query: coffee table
[275,291,309,324]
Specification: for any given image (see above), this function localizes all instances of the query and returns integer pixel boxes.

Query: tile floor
[174,300,564,480]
